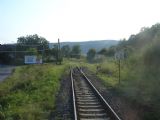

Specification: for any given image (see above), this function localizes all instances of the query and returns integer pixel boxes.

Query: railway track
[71,67,121,120]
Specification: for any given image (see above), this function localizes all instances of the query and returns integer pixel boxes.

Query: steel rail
[70,68,78,120]
[79,68,121,120]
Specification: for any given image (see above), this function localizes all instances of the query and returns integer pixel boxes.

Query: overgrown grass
[0,63,68,120]
[82,55,160,119]
[79,59,120,87]
[56,56,160,119]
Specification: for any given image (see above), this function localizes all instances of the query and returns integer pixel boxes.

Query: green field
[0,63,69,120]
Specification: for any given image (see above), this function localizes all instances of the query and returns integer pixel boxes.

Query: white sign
[115,51,124,60]
[24,56,42,64]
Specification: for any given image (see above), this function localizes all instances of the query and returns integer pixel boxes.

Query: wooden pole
[56,38,60,64]
[118,59,121,84]
[42,44,44,63]
[58,38,61,64]
[14,44,16,65]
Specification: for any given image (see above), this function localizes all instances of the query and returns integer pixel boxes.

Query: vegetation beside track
[67,24,160,120]
[82,58,160,119]
[0,63,68,120]
[67,56,160,119]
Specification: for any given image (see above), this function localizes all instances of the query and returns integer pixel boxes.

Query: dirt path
[0,66,15,82]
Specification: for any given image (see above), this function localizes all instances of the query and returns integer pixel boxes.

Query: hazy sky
[0,0,160,44]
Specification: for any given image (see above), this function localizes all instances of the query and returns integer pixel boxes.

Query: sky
[0,0,160,44]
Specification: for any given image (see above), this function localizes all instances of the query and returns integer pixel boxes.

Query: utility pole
[42,44,44,64]
[58,38,62,64]
[118,59,121,84]
[56,38,61,64]
[115,50,124,85]
[58,38,60,51]
[14,44,17,65]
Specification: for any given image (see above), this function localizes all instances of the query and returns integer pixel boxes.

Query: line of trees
[86,46,117,63]
[0,34,82,65]
[61,44,81,58]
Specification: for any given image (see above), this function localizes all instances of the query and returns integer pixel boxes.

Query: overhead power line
[0,48,51,53]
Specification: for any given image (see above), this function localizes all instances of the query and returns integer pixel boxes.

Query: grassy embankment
[82,57,160,119]
[67,51,160,119]
[80,24,160,120]
[83,48,160,119]
[0,63,69,120]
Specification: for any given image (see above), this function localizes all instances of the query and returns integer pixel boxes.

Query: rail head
[80,69,121,120]
[70,69,78,120]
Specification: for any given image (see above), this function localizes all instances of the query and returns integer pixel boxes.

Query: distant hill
[49,40,119,55]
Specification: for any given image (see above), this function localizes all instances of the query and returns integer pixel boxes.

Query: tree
[106,46,115,57]
[87,48,96,62]
[98,47,115,57]
[16,34,49,62]
[61,45,71,58]
[17,34,49,50]
[0,45,15,64]
[98,48,107,55]
[71,45,81,58]
[26,48,38,55]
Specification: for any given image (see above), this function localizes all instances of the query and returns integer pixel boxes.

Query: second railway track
[71,67,121,120]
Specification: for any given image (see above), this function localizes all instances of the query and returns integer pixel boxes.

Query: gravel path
[0,66,15,82]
